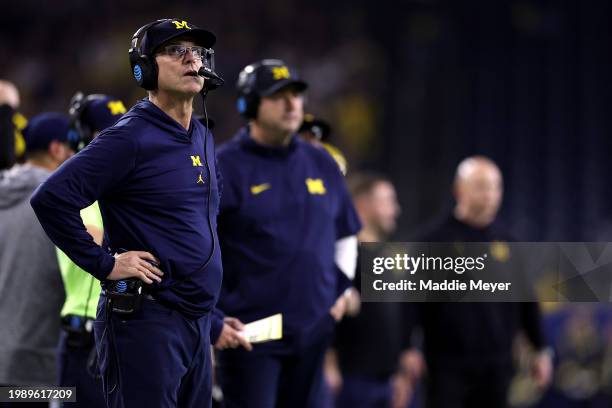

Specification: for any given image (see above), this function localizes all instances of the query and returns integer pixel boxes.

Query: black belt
[100,290,156,301]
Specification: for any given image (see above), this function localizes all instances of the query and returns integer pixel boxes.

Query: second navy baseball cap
[23,113,71,153]
[237,59,308,97]
[81,96,126,132]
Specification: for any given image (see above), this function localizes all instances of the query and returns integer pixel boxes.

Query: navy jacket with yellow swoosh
[214,126,361,352]
[30,99,222,319]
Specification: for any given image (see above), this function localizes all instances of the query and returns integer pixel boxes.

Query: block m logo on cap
[272,66,290,80]
[107,101,127,115]
[172,20,191,30]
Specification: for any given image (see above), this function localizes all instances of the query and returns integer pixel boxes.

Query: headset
[236,59,305,119]
[68,92,109,152]
[236,60,270,119]
[128,19,168,90]
[128,19,221,91]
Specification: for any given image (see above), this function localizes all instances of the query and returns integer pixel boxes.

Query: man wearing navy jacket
[31,18,222,408]
[214,59,361,407]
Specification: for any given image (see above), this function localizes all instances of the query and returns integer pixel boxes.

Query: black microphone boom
[198,67,225,91]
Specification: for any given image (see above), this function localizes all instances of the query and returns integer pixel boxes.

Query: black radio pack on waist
[104,278,147,315]
[61,315,95,347]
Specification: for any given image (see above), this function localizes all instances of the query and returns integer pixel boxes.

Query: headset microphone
[198,67,224,91]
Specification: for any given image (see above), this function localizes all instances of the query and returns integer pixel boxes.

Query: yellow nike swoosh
[250,183,271,195]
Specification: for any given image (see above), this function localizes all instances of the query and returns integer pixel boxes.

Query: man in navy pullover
[214,59,361,407]
[31,19,222,408]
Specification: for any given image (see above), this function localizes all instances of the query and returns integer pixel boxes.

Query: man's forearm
[31,182,114,280]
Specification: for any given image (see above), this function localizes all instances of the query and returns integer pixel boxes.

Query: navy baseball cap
[23,113,71,152]
[81,96,126,132]
[237,59,308,97]
[140,19,216,56]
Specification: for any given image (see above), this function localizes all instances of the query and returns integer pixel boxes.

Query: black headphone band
[129,19,172,57]
[238,60,291,118]
[69,92,115,151]
[69,92,85,117]
[239,59,291,96]
[240,62,260,96]
[128,20,172,90]
[70,93,109,121]
[129,19,222,92]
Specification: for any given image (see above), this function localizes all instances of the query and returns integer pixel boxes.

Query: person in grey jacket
[0,113,73,389]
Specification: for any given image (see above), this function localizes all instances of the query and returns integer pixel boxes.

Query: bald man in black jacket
[410,156,552,408]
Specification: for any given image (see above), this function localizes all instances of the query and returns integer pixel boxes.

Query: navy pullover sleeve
[31,127,137,280]
[334,173,361,240]
[210,307,226,344]
[335,266,352,296]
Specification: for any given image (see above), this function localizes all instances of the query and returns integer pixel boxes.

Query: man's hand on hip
[108,251,163,284]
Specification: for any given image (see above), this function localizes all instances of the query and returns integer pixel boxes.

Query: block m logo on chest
[191,155,203,167]
[305,178,326,195]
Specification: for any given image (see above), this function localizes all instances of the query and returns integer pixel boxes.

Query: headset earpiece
[129,51,158,90]
[68,92,109,152]
[235,94,259,119]
[243,94,260,119]
[68,92,87,151]
[128,19,169,90]
[236,61,264,119]
[236,97,247,115]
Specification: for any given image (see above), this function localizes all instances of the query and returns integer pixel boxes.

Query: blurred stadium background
[4,0,612,241]
[3,0,612,406]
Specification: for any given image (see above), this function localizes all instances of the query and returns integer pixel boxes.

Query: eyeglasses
[159,44,210,60]
[158,44,216,71]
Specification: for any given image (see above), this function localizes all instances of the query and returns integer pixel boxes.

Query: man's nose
[183,48,198,63]
[285,95,299,110]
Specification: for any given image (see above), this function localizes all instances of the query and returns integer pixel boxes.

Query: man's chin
[380,225,396,237]
[172,85,203,97]
[281,122,301,134]
[186,83,204,94]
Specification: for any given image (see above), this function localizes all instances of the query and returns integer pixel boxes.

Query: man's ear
[48,140,69,161]
[452,180,461,201]
[47,140,61,159]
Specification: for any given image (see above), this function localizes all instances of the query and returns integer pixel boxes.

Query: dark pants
[426,362,512,408]
[94,295,212,408]
[57,330,106,408]
[217,319,333,408]
[336,375,392,408]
